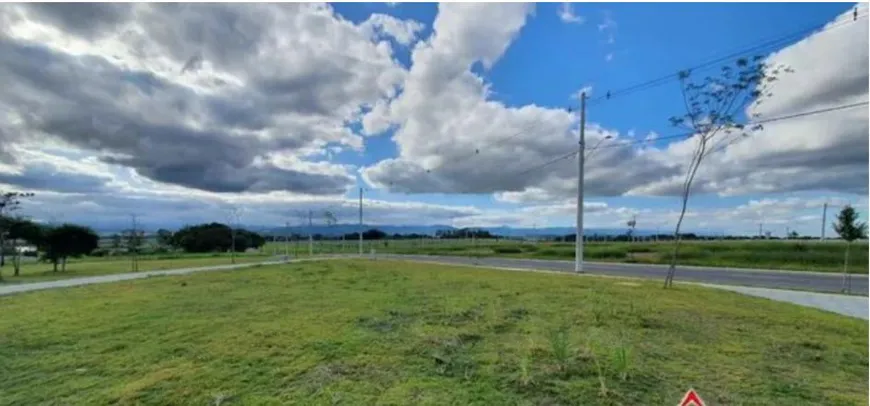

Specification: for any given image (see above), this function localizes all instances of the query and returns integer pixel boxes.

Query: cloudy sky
[0,2,867,236]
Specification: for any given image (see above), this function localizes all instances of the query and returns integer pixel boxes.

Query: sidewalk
[695,283,869,320]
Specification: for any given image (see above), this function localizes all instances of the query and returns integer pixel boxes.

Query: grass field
[1,260,865,405]
[0,252,272,283]
[263,239,870,274]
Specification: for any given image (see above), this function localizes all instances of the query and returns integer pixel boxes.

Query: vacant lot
[264,239,870,274]
[1,260,865,405]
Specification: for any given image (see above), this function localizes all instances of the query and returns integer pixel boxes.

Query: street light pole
[575,91,586,273]
[358,187,364,256]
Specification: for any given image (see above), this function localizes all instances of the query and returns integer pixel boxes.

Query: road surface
[376,254,869,295]
[377,254,868,319]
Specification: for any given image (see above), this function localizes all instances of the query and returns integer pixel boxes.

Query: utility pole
[758,223,763,239]
[821,202,828,241]
[575,91,586,273]
[130,214,139,272]
[358,187,363,255]
[284,221,290,257]
[308,210,313,256]
[229,207,241,264]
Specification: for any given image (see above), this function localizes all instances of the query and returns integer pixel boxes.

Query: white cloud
[558,3,584,24]
[361,13,424,46]
[0,3,866,236]
[0,3,415,195]
[368,3,867,205]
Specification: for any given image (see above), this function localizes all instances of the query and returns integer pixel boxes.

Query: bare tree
[833,205,868,294]
[227,207,243,264]
[0,192,34,280]
[123,214,143,272]
[324,210,337,253]
[663,57,790,288]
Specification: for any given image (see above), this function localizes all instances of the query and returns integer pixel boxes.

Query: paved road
[376,254,869,295]
[0,259,292,297]
[377,254,869,319]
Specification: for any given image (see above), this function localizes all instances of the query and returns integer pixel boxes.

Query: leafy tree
[172,223,265,253]
[110,233,122,249]
[156,229,174,248]
[833,205,868,294]
[663,57,790,288]
[788,230,800,239]
[0,191,34,278]
[362,228,387,240]
[42,224,99,272]
[6,217,44,276]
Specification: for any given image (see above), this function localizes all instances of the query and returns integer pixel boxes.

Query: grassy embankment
[0,260,865,405]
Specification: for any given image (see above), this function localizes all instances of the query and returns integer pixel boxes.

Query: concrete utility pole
[308,210,313,256]
[130,214,139,272]
[284,221,290,256]
[575,91,586,273]
[358,187,363,255]
[821,202,828,241]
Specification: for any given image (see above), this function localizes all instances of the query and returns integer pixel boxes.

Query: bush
[493,247,523,254]
[90,248,111,257]
[535,248,574,258]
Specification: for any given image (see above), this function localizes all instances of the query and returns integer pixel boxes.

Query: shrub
[493,247,523,254]
[90,248,110,257]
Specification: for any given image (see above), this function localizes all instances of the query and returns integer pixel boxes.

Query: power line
[589,100,870,152]
[507,100,868,177]
[587,11,868,107]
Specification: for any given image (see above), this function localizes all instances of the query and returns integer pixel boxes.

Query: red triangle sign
[678,388,706,406]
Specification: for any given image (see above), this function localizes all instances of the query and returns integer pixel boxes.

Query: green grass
[0,252,272,283]
[1,259,865,405]
[266,239,870,274]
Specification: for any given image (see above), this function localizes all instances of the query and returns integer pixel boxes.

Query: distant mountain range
[95,223,705,238]
[252,224,687,238]
[88,221,723,238]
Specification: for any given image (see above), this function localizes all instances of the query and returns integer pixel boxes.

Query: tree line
[103,223,267,254]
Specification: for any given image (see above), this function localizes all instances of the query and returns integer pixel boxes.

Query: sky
[0,2,867,236]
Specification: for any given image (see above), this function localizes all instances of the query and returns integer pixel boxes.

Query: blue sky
[0,3,866,236]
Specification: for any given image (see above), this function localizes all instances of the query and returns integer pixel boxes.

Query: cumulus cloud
[0,3,414,195]
[362,13,424,46]
[631,4,869,197]
[364,3,866,205]
[558,3,584,24]
[0,3,865,234]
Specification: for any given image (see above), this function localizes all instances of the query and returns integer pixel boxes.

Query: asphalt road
[376,254,869,296]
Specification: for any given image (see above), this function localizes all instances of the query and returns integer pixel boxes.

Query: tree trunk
[52,259,58,272]
[12,243,20,276]
[664,136,706,288]
[0,232,5,268]
[841,242,851,294]
[62,256,67,272]
[665,192,691,288]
